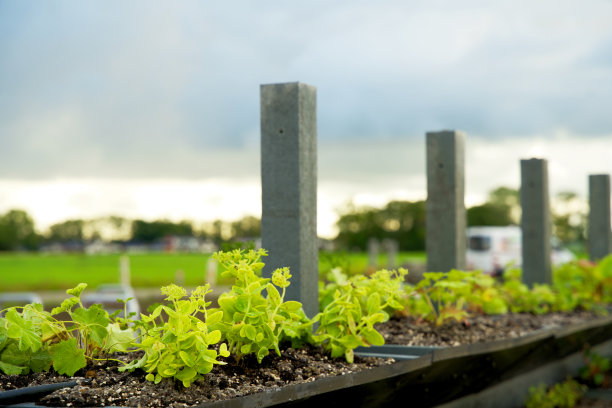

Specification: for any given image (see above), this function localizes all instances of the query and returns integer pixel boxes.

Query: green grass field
[0,251,427,292]
[0,253,213,291]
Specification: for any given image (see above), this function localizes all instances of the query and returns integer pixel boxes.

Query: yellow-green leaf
[205,330,221,344]
[219,343,230,358]
[179,350,195,367]
[50,338,86,376]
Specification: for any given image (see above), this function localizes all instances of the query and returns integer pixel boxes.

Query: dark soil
[0,311,606,407]
[576,394,612,408]
[571,376,612,408]
[377,310,602,346]
[0,344,392,407]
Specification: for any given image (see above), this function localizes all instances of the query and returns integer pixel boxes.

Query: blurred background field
[0,251,427,292]
[0,252,213,291]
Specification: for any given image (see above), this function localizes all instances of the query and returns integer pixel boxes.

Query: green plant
[408,270,472,326]
[319,267,408,317]
[312,283,386,363]
[580,349,611,386]
[463,271,508,315]
[553,257,612,313]
[319,251,354,281]
[315,265,408,363]
[525,379,586,408]
[499,268,557,314]
[209,249,312,363]
[120,283,229,387]
[0,283,134,377]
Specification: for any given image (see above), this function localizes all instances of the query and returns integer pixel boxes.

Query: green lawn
[0,253,212,291]
[0,251,427,292]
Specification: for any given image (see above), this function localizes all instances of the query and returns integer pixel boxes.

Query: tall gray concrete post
[367,238,379,267]
[426,130,466,272]
[260,82,318,317]
[520,158,552,285]
[384,239,399,269]
[588,174,611,261]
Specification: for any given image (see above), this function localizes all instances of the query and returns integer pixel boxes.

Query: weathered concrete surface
[589,174,611,261]
[521,158,552,285]
[260,82,318,317]
[426,130,466,272]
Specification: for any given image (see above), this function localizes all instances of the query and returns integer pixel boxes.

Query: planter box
[4,315,612,408]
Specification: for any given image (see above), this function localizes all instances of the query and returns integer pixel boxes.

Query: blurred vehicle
[466,226,575,276]
[81,284,140,319]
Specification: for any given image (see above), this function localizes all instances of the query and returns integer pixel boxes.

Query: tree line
[0,211,261,251]
[0,186,586,252]
[334,186,587,251]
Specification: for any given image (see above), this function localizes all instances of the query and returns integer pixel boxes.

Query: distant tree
[381,201,426,250]
[467,186,519,227]
[552,191,586,245]
[335,206,382,251]
[489,186,520,208]
[130,219,193,243]
[212,220,225,243]
[48,219,85,243]
[0,209,40,251]
[230,216,261,239]
[334,187,524,251]
[467,187,586,245]
[334,200,426,251]
[467,203,515,226]
[199,219,234,244]
[81,216,131,242]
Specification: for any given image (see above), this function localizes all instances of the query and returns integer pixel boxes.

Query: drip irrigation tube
[0,379,90,406]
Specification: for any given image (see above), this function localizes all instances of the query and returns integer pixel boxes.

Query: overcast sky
[1,1,611,237]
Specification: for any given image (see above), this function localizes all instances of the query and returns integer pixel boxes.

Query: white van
[466,226,522,276]
[466,226,574,276]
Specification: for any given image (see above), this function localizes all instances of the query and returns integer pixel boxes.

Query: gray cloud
[1,0,612,179]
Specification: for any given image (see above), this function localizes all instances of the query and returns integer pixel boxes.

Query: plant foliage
[120,283,228,387]
[209,249,312,363]
[314,267,407,362]
[0,283,134,376]
[525,379,586,408]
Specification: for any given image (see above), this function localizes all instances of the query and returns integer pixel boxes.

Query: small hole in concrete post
[438,163,444,169]
[279,128,284,134]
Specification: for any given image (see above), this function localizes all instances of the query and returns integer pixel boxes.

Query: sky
[0,0,611,238]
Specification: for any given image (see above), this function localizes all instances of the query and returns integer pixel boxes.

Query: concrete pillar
[384,239,399,269]
[260,82,318,317]
[520,158,552,285]
[426,130,466,272]
[588,174,611,261]
[174,269,185,286]
[206,257,218,287]
[367,238,379,267]
[119,255,131,286]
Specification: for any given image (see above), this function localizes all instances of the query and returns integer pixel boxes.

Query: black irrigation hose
[0,379,91,405]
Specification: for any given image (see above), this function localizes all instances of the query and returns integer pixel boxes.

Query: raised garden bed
[3,312,612,408]
[3,252,612,407]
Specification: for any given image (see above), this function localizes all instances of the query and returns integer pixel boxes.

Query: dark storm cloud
[1,0,612,179]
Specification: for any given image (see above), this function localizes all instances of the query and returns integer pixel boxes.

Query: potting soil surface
[377,310,602,346]
[0,345,391,408]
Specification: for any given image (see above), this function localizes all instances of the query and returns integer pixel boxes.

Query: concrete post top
[590,174,611,179]
[260,81,316,89]
[426,130,466,137]
[521,157,548,163]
